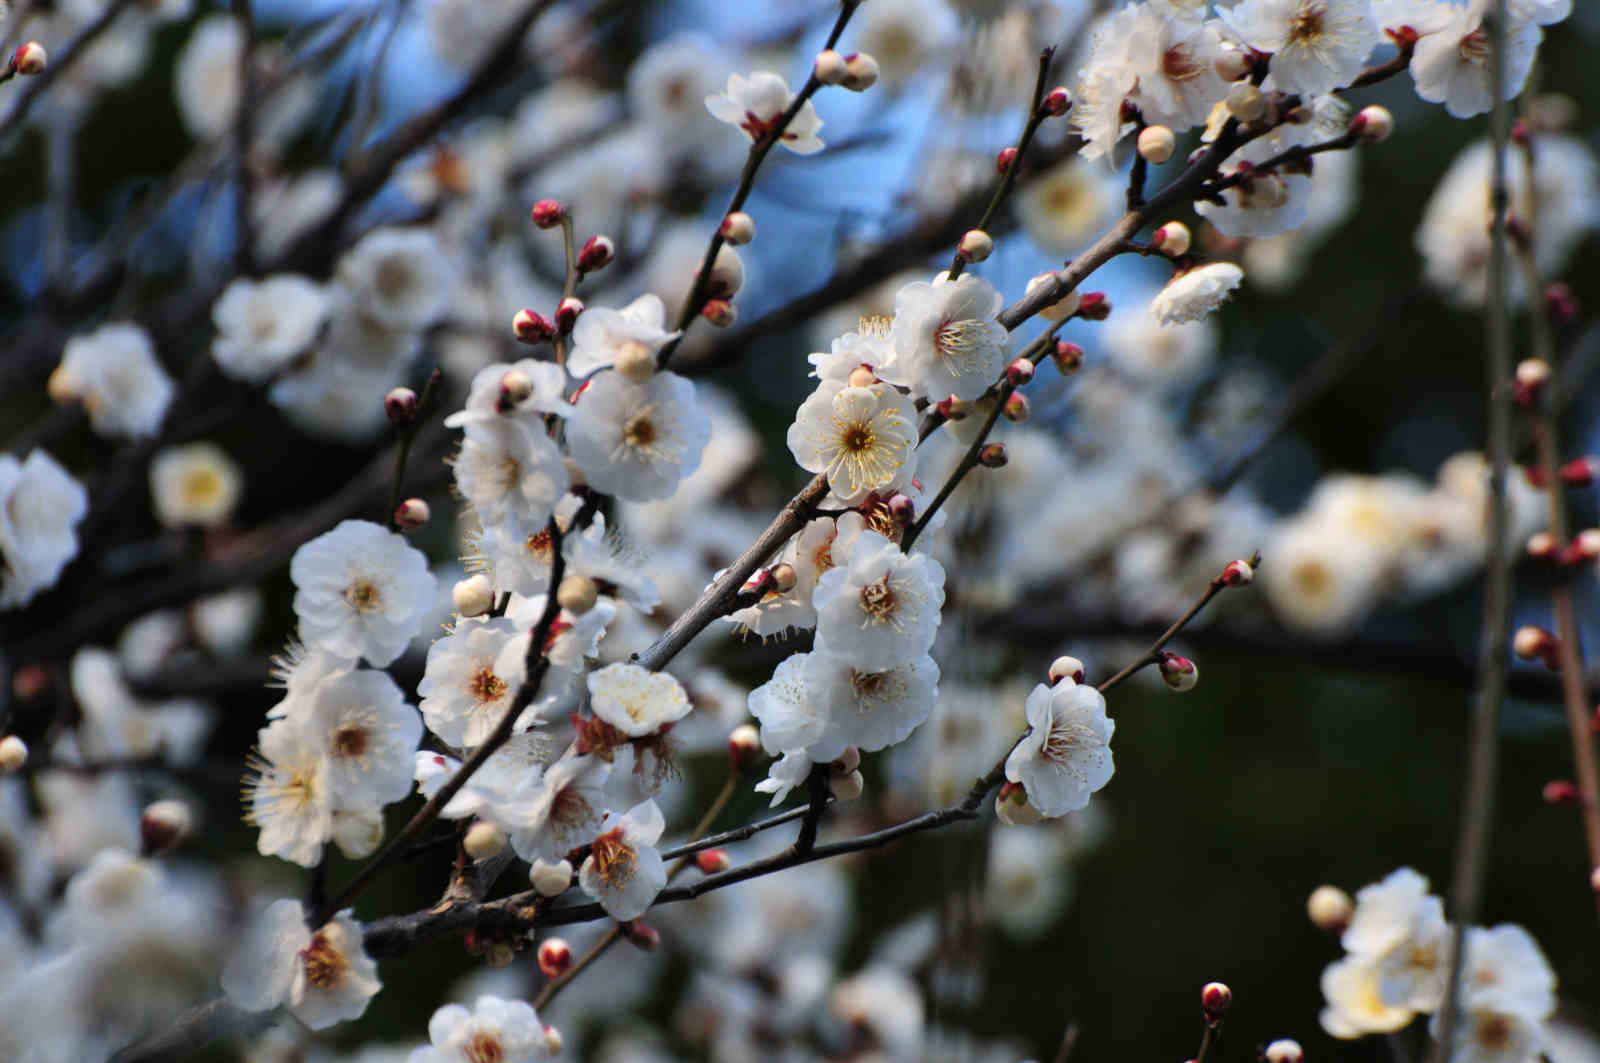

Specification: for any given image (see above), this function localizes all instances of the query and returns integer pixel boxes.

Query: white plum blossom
[566,370,712,501]
[508,754,609,864]
[802,651,940,760]
[446,359,570,427]
[174,15,242,140]
[787,381,919,504]
[809,321,896,383]
[418,617,527,748]
[724,513,864,637]
[813,531,945,671]
[304,669,423,808]
[1220,0,1380,97]
[749,653,827,757]
[290,520,437,667]
[1149,262,1246,324]
[1407,0,1544,119]
[410,995,554,1063]
[1457,924,1556,1019]
[53,323,175,439]
[221,899,381,1030]
[568,293,678,379]
[336,226,458,331]
[1080,3,1228,135]
[211,274,331,382]
[587,662,692,737]
[149,441,243,528]
[1003,679,1115,817]
[1321,954,1417,1036]
[413,732,553,826]
[885,273,1009,402]
[755,748,816,807]
[705,72,824,155]
[245,717,333,867]
[0,449,89,609]
[578,799,668,921]
[452,417,569,530]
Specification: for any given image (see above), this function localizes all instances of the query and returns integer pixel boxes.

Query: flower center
[299,930,348,989]
[1458,27,1490,65]
[1041,715,1099,767]
[1162,44,1203,82]
[624,413,659,447]
[525,527,553,561]
[469,666,507,705]
[1291,559,1332,599]
[375,258,416,301]
[330,723,369,759]
[1475,1015,1513,1051]
[465,1032,505,1063]
[182,467,224,506]
[344,579,382,613]
[1287,4,1326,45]
[932,317,992,373]
[551,785,592,830]
[859,573,898,623]
[842,421,874,453]
[589,826,637,888]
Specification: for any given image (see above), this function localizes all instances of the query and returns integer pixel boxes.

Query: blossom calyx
[702,299,737,327]
[556,297,584,334]
[1201,982,1232,1026]
[513,308,555,344]
[1039,86,1071,117]
[1075,291,1110,320]
[1051,341,1084,375]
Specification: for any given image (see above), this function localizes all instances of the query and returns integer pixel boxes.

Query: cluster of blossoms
[1314,869,1558,1063]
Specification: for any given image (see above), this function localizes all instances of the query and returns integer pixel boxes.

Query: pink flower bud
[1158,652,1198,691]
[705,246,745,299]
[1052,341,1084,375]
[384,386,418,426]
[622,920,660,950]
[1543,779,1579,804]
[842,52,879,92]
[959,228,994,262]
[1213,46,1251,82]
[1514,358,1550,407]
[12,42,46,77]
[1040,86,1071,116]
[555,296,583,333]
[1005,358,1035,387]
[1264,1040,1302,1063]
[1076,291,1111,320]
[1513,625,1558,669]
[393,498,431,530]
[1152,221,1192,258]
[728,723,762,773]
[720,211,755,246]
[695,848,731,874]
[513,308,555,344]
[1307,885,1354,931]
[543,1025,564,1055]
[141,799,192,855]
[1221,559,1254,586]
[531,199,565,229]
[1350,105,1394,143]
[1137,125,1176,164]
[1526,531,1558,560]
[996,146,1018,174]
[452,574,495,618]
[814,48,848,85]
[1202,982,1232,1026]
[888,493,916,526]
[978,442,1008,468]
[1561,457,1599,487]
[576,234,615,274]
[702,298,737,327]
[1002,392,1030,422]
[538,937,572,977]
[740,568,775,599]
[1049,655,1086,685]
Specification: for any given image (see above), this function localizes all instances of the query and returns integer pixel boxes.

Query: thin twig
[1094,553,1261,694]
[0,0,137,141]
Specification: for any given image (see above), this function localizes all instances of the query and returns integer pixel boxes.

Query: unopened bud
[1350,105,1394,143]
[394,498,430,530]
[556,575,598,615]
[621,920,660,950]
[452,574,495,618]
[1213,45,1251,82]
[830,769,865,801]
[1002,392,1030,422]
[543,1026,564,1055]
[1221,558,1254,586]
[847,365,878,388]
[702,298,737,327]
[887,493,915,526]
[1264,1040,1303,1063]
[141,799,192,854]
[464,820,506,860]
[728,723,762,772]
[498,368,533,410]
[770,562,798,595]
[1076,291,1110,320]
[1138,125,1176,164]
[1560,457,1599,487]
[1048,655,1086,685]
[1526,530,1559,560]
[739,568,775,599]
[695,848,731,874]
[1040,86,1071,116]
[384,386,418,426]
[555,296,583,333]
[1005,358,1035,387]
[486,943,515,968]
[1543,779,1579,804]
[996,781,1043,825]
[1307,884,1354,931]
[833,746,861,774]
[978,442,1008,468]
[0,735,26,774]
[1225,82,1266,123]
[529,858,573,897]
[12,42,46,77]
[721,211,755,246]
[537,937,572,977]
[1158,652,1199,691]
[1515,358,1550,405]
[959,229,994,262]
[531,199,564,229]
[1152,221,1192,258]
[614,339,656,383]
[935,396,969,421]
[1052,341,1084,375]
[513,308,555,344]
[1545,282,1580,327]
[706,245,744,300]
[1513,625,1558,667]
[1202,982,1233,1026]
[576,234,615,274]
[996,146,1018,174]
[841,52,879,92]
[814,48,848,85]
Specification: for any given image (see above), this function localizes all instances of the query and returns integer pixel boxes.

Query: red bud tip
[1221,559,1254,586]
[555,296,583,333]
[996,146,1018,174]
[537,937,572,977]
[576,234,615,274]
[1052,341,1084,374]
[978,442,1008,468]
[513,308,555,344]
[384,386,418,426]
[1545,283,1580,327]
[1522,465,1547,489]
[1543,780,1580,805]
[887,493,916,526]
[1560,456,1598,487]
[1511,118,1530,147]
[701,298,737,327]
[531,199,565,229]
[740,568,775,599]
[1040,86,1071,116]
[728,723,761,773]
[12,42,45,76]
[621,920,660,950]
[1201,982,1233,1026]
[1076,291,1111,320]
[393,498,431,530]
[1002,392,1031,423]
[695,848,731,874]
[1563,529,1600,566]
[1005,358,1035,387]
